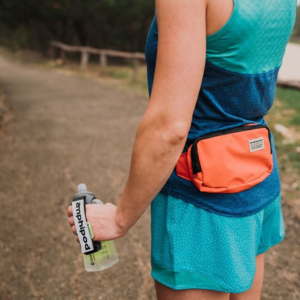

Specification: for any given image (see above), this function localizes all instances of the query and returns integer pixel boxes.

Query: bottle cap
[78,183,87,193]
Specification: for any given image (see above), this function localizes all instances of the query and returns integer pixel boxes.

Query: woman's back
[206,0,296,74]
[190,0,297,138]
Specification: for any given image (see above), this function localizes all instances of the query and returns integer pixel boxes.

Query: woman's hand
[67,203,128,242]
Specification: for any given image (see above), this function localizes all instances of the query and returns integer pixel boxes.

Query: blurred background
[0,1,299,300]
[0,0,154,52]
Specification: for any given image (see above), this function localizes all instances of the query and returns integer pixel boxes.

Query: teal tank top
[145,0,297,217]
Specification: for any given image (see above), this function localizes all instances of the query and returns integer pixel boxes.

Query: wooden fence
[49,41,145,82]
[49,41,300,91]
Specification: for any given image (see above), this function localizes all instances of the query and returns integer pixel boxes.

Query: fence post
[100,52,107,75]
[80,51,89,71]
[60,49,66,65]
[132,57,139,82]
[48,46,55,59]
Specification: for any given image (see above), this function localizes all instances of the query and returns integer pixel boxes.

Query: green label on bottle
[86,222,94,239]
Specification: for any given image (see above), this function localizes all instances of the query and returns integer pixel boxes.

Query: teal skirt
[150,192,285,293]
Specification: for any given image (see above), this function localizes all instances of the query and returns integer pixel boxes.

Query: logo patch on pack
[249,137,264,153]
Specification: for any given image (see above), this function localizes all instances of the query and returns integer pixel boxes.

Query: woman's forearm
[115,118,187,231]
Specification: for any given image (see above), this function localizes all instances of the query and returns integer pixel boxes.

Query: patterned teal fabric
[206,0,297,74]
[151,193,285,292]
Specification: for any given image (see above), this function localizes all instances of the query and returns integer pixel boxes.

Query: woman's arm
[116,0,207,230]
[68,0,207,241]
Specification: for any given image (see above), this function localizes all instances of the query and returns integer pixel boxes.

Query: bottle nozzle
[78,183,87,193]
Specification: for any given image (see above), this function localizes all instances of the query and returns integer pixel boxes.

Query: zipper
[191,124,272,176]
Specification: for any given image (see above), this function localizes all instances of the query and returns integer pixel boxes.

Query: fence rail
[49,41,145,82]
[277,79,300,91]
[50,41,300,91]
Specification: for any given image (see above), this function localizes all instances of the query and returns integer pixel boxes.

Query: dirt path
[0,55,299,300]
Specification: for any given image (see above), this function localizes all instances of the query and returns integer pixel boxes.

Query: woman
[68,0,297,299]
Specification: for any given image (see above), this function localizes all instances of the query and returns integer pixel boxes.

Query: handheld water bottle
[72,183,119,272]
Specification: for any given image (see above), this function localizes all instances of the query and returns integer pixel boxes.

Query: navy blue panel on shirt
[184,61,280,147]
[159,60,281,217]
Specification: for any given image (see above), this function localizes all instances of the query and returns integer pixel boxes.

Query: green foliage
[290,115,300,125]
[274,142,300,176]
[107,69,128,79]
[270,87,300,176]
[0,0,155,52]
[275,87,300,113]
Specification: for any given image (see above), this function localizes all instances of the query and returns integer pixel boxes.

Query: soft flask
[71,183,119,272]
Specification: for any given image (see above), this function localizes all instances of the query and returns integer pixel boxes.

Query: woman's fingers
[68,205,80,242]
[68,216,74,227]
[71,225,77,235]
[67,205,73,217]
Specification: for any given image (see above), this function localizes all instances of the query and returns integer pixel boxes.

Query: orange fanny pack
[176,124,273,194]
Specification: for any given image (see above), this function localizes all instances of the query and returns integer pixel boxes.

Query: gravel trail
[0,55,299,300]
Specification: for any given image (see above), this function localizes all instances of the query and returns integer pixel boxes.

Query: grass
[107,69,128,79]
[264,86,300,204]
[274,87,300,126]
[265,87,300,180]
[266,87,300,127]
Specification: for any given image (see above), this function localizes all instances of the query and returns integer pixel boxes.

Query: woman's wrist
[115,203,131,234]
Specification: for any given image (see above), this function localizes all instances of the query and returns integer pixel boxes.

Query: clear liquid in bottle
[73,184,119,272]
[83,239,119,272]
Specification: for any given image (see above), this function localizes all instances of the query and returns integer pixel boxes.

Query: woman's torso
[145,0,297,217]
